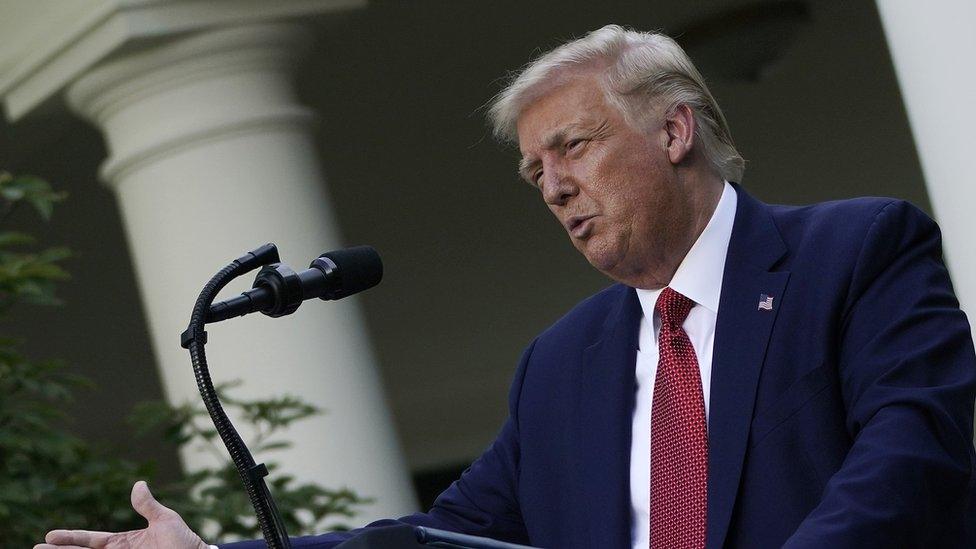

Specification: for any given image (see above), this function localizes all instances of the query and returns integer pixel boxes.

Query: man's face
[516,75,693,285]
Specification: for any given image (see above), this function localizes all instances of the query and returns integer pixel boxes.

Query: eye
[533,170,544,187]
[566,139,586,153]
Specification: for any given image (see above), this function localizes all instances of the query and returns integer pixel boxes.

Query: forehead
[516,77,614,153]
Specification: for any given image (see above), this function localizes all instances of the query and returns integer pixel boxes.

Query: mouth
[566,214,598,238]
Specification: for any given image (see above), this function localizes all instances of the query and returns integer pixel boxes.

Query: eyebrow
[517,123,587,183]
[517,157,540,184]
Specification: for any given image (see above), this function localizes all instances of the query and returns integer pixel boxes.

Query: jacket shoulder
[535,283,631,345]
[766,196,934,261]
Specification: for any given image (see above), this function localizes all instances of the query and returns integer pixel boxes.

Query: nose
[541,163,578,207]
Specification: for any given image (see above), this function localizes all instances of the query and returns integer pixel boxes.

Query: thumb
[130,480,174,523]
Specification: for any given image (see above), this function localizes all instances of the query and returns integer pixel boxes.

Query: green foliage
[0,172,69,311]
[0,171,149,546]
[0,355,153,545]
[0,172,67,222]
[0,172,369,547]
[130,382,372,539]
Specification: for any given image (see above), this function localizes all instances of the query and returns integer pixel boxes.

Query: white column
[66,23,418,523]
[876,0,976,316]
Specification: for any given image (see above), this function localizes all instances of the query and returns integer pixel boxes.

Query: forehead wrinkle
[518,116,606,180]
[542,119,593,149]
[522,119,592,160]
[516,80,607,178]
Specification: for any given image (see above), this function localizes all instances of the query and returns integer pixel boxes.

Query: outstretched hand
[35,481,209,549]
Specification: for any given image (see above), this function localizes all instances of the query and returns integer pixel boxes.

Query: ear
[664,104,696,165]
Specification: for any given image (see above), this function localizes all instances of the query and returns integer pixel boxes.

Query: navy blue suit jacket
[224,186,976,548]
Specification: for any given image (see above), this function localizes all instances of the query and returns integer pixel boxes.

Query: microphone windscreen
[322,245,383,298]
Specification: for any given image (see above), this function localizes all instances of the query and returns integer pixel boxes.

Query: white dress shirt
[629,182,737,549]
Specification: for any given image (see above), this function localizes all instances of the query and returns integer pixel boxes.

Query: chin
[582,249,621,276]
[579,236,628,279]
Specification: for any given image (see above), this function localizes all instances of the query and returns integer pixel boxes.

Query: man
[38,25,976,549]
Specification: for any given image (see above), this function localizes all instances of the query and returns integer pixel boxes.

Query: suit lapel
[575,286,642,548]
[706,185,790,549]
[567,187,789,548]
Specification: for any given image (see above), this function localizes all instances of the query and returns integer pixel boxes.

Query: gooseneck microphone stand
[180,243,292,549]
[180,243,530,549]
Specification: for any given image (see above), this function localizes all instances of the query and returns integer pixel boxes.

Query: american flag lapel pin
[758,293,774,311]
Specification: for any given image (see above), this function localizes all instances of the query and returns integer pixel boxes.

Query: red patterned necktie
[650,286,708,548]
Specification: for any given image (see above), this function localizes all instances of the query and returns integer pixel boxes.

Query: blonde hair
[488,25,745,182]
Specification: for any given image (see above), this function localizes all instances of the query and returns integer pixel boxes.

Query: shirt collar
[635,181,737,320]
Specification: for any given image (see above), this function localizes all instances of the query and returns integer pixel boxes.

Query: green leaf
[0,186,25,201]
[0,175,67,221]
[36,247,71,263]
[0,232,36,248]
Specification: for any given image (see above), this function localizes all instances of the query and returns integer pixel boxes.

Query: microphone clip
[254,263,304,318]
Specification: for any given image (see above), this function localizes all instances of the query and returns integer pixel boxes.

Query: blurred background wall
[0,0,966,520]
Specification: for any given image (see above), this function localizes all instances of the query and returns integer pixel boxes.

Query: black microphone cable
[181,243,292,549]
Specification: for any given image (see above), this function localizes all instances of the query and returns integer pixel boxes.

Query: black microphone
[207,245,382,324]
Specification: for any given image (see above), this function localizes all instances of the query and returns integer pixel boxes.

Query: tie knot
[655,287,695,329]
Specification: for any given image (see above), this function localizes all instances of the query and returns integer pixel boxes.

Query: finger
[130,480,175,522]
[34,545,91,549]
[45,528,114,546]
